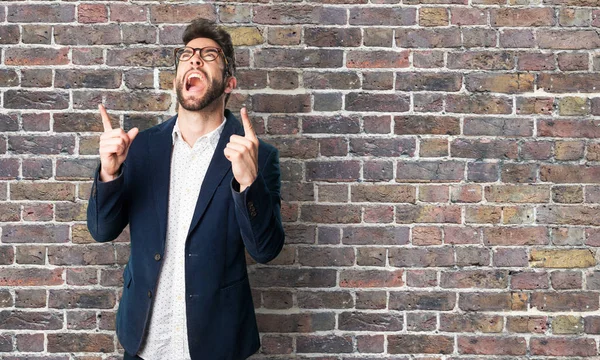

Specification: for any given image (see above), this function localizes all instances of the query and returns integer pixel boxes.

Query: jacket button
[147,291,152,298]
[154,253,161,261]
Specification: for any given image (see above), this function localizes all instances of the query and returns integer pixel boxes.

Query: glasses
[174,46,230,73]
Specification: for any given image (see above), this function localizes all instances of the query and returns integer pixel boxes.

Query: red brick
[538,30,600,49]
[305,27,361,47]
[78,4,107,23]
[507,316,548,333]
[350,138,414,157]
[541,164,600,184]
[414,50,445,68]
[412,226,443,245]
[551,270,582,289]
[0,26,19,44]
[418,185,449,203]
[8,4,75,23]
[491,8,555,27]
[531,292,598,311]
[306,161,360,182]
[300,205,361,224]
[445,227,480,245]
[2,225,69,244]
[364,28,393,47]
[347,50,409,68]
[396,28,460,48]
[483,227,548,246]
[356,291,386,309]
[47,333,114,353]
[397,161,464,182]
[107,48,173,67]
[389,247,453,267]
[0,268,62,286]
[255,5,345,25]
[452,139,518,159]
[485,185,550,203]
[339,311,403,331]
[448,51,514,70]
[346,93,409,112]
[441,270,509,289]
[460,292,528,311]
[530,337,596,356]
[298,247,354,267]
[390,291,455,311]
[441,313,502,333]
[340,269,403,288]
[149,4,215,23]
[297,335,353,353]
[396,72,462,92]
[342,227,409,245]
[261,335,292,355]
[388,335,453,355]
[446,94,512,114]
[451,8,487,25]
[463,28,497,48]
[511,271,549,290]
[501,163,537,183]
[420,138,448,157]
[458,336,527,355]
[0,310,62,330]
[109,4,147,22]
[267,26,301,45]
[500,29,535,48]
[54,25,120,45]
[351,184,415,203]
[558,52,589,71]
[396,205,461,224]
[5,48,69,66]
[349,7,416,26]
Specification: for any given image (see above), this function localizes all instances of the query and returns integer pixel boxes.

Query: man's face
[174,37,229,112]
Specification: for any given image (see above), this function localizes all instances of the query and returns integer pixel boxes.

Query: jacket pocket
[220,274,248,291]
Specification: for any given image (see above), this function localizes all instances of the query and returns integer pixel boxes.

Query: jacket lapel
[187,110,243,237]
[148,116,176,247]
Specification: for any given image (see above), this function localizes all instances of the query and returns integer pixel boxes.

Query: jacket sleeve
[231,148,285,264]
[87,164,129,242]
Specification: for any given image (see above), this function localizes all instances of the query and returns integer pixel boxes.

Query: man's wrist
[99,168,117,182]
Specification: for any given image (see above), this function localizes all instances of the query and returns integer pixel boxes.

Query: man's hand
[98,104,139,182]
[224,107,258,192]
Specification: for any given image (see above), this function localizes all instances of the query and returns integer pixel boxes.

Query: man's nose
[189,52,204,67]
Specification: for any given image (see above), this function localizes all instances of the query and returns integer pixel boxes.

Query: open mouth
[185,72,205,93]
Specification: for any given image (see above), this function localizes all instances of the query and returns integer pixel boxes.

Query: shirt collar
[171,116,227,148]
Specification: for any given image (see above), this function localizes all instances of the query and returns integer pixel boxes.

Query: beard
[176,71,227,112]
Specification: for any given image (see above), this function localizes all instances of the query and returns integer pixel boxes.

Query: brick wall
[0,0,599,358]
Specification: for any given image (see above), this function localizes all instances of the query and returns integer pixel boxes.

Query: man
[87,18,285,360]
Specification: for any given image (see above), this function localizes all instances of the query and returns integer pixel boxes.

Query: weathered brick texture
[1,0,599,358]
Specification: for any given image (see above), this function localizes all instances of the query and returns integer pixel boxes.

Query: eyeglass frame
[173,46,232,76]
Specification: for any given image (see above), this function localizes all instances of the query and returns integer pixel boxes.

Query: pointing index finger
[241,107,257,142]
[98,104,112,132]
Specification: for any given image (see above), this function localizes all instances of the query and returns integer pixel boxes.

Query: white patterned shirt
[138,117,226,360]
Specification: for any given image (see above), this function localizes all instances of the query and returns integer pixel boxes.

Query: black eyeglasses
[174,46,230,73]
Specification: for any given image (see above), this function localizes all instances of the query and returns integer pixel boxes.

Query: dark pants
[124,352,144,360]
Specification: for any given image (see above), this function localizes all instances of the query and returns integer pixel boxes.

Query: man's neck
[176,105,225,147]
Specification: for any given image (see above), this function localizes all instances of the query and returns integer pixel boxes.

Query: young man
[87,18,285,360]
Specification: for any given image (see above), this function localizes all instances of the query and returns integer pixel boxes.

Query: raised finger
[240,107,257,142]
[98,104,113,132]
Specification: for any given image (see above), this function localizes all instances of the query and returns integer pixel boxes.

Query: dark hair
[182,18,236,77]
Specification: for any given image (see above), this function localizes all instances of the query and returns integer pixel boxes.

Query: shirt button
[148,291,152,298]
[154,253,161,261]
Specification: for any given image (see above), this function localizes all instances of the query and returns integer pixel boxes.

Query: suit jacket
[87,109,285,360]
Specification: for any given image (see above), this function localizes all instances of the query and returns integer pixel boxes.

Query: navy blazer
[87,109,285,360]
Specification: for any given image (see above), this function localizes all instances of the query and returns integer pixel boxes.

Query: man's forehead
[185,37,221,49]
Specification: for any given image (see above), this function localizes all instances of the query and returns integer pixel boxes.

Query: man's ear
[224,76,237,94]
